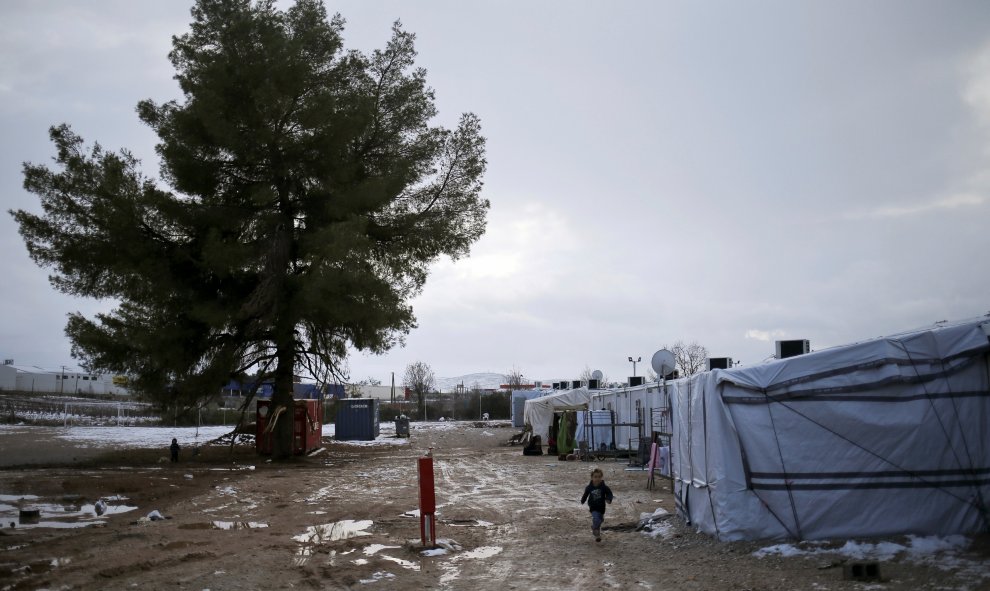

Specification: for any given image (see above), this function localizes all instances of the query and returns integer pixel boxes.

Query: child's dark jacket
[581,481,614,513]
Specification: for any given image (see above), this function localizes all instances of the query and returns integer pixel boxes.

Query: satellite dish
[651,349,676,377]
[591,370,603,381]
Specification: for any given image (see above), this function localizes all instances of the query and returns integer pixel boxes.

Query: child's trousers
[591,511,604,531]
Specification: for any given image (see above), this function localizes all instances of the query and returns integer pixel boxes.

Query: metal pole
[628,356,641,378]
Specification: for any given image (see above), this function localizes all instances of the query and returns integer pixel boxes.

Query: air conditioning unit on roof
[775,339,810,359]
[707,357,733,370]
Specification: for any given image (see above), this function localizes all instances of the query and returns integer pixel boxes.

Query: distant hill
[435,372,507,392]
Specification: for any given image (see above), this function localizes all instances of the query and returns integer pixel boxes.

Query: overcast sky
[2,1,989,386]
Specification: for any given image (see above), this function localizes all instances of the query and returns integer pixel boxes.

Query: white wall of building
[5,365,130,396]
[15,370,57,393]
[0,365,16,391]
[345,384,405,401]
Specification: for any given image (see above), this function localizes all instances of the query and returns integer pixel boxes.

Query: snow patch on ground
[52,425,232,448]
[754,535,971,561]
[752,535,990,588]
[359,571,396,584]
[638,507,675,539]
[293,519,373,544]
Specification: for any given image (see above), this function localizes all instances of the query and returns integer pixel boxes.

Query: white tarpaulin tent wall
[672,317,990,541]
[523,387,592,441]
[575,410,615,450]
[511,390,547,428]
[589,385,667,450]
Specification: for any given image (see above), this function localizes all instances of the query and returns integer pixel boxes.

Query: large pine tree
[11,0,488,458]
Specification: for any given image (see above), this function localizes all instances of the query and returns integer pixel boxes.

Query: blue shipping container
[335,398,380,441]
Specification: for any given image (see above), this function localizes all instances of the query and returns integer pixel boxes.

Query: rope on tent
[671,387,691,527]
[893,338,990,531]
[724,388,802,540]
[747,487,800,540]
[764,387,804,540]
[761,392,983,510]
[702,380,721,540]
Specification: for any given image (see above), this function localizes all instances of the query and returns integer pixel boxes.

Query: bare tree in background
[580,366,608,385]
[404,362,435,419]
[664,341,709,377]
[506,367,525,388]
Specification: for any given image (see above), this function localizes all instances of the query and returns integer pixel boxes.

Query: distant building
[500,383,536,390]
[0,364,15,391]
[344,384,406,401]
[219,380,343,400]
[0,363,129,396]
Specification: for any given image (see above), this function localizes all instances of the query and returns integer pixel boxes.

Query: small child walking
[580,467,613,542]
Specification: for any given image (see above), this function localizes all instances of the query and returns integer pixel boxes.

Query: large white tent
[523,387,592,441]
[671,317,990,541]
[511,390,547,428]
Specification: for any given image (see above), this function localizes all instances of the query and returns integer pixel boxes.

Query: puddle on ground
[292,545,314,567]
[212,520,269,530]
[0,495,39,503]
[461,546,502,559]
[437,545,504,585]
[178,521,269,530]
[0,494,137,529]
[445,519,493,527]
[356,544,421,571]
[378,554,420,570]
[292,519,373,544]
[360,571,397,584]
[364,544,401,555]
[293,521,374,568]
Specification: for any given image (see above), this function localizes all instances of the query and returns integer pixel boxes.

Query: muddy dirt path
[1,422,988,590]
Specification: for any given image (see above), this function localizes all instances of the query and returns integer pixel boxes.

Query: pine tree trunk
[271,343,295,460]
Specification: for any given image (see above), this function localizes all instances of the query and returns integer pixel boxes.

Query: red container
[256,399,323,455]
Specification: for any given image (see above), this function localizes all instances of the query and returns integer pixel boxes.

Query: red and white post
[418,453,437,547]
